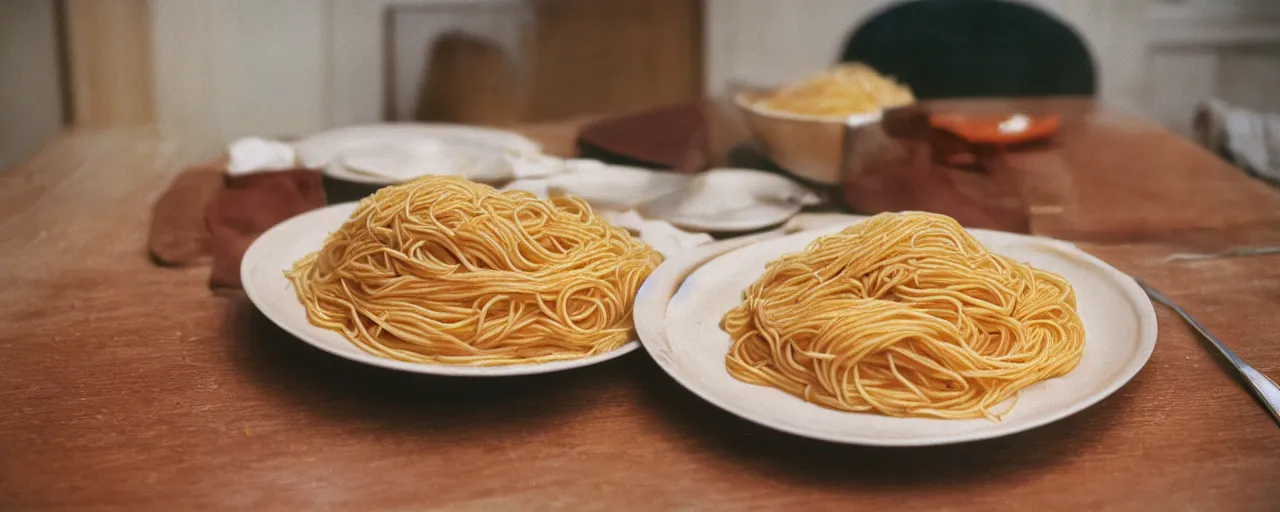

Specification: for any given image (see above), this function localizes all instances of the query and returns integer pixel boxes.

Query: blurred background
[2,0,1279,169]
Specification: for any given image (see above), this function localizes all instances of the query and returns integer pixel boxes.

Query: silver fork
[1135,278,1280,427]
[1158,245,1280,263]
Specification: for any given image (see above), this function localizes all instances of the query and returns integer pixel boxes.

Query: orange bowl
[929,112,1061,145]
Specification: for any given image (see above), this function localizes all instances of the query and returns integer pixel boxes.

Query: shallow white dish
[545,164,693,211]
[295,124,541,186]
[332,141,513,185]
[634,219,1158,446]
[241,202,640,377]
[636,168,820,233]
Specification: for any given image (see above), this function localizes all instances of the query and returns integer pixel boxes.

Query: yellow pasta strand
[287,175,663,365]
[757,63,915,117]
[722,211,1084,420]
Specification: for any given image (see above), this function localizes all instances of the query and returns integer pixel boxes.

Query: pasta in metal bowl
[754,63,915,118]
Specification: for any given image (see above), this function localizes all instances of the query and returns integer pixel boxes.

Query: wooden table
[2,103,1279,510]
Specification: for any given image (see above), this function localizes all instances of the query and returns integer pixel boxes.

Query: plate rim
[634,220,1159,446]
[298,123,541,186]
[646,168,813,233]
[240,202,641,377]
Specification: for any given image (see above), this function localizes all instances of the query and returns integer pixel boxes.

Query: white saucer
[633,218,1158,446]
[295,124,541,186]
[637,168,820,232]
[329,141,513,185]
[241,202,639,377]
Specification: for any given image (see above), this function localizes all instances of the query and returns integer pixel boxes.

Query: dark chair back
[840,0,1095,99]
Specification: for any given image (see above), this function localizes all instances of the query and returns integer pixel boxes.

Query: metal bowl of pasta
[734,63,915,185]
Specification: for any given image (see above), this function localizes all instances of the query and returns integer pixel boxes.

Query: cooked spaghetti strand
[722,212,1084,420]
[756,63,915,117]
[288,175,662,366]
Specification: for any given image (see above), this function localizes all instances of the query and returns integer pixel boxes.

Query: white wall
[0,0,63,171]
[705,0,897,93]
[142,0,1280,153]
[150,0,329,156]
[148,0,471,156]
[1143,1,1280,134]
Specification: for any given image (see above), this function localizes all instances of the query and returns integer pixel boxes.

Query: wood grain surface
[2,104,1279,511]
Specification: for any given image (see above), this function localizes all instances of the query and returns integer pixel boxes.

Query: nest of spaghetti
[722,212,1084,420]
[287,175,663,366]
[754,62,915,117]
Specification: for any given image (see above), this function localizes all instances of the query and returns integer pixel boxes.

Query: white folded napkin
[1196,99,1280,183]
[226,137,298,176]
[599,210,715,258]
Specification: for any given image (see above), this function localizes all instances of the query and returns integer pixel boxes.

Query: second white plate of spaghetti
[242,195,646,377]
[633,213,1157,446]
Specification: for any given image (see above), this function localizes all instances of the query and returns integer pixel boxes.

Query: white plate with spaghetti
[633,217,1158,446]
[241,202,641,377]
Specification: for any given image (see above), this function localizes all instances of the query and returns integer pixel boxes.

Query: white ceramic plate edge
[299,124,540,186]
[635,220,1158,446]
[241,202,640,377]
[642,168,816,233]
[733,92,887,125]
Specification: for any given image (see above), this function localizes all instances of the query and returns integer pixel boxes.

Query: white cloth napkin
[1196,99,1280,183]
[226,137,298,176]
[598,210,714,258]
[506,153,605,180]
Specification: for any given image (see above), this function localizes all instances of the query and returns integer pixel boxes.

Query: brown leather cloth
[576,103,709,172]
[840,106,1031,233]
[148,166,325,289]
[148,165,224,266]
[205,170,326,289]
